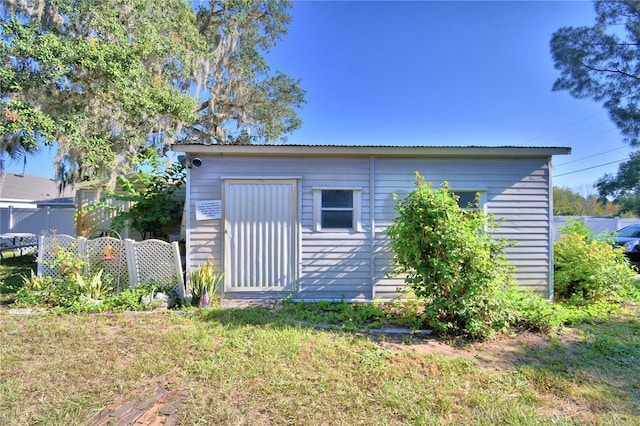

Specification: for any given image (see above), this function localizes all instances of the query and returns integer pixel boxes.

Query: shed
[176,144,571,301]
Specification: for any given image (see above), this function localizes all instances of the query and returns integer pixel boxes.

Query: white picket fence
[37,234,184,298]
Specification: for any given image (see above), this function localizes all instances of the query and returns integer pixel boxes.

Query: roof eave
[174,144,571,158]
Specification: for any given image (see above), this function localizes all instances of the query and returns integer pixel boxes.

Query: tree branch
[583,63,640,81]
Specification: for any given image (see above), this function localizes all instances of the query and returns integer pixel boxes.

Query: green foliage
[15,275,82,309]
[107,149,185,240]
[553,186,616,216]
[386,173,515,339]
[14,244,171,312]
[551,0,640,145]
[1,3,200,183]
[190,0,305,145]
[1,0,305,185]
[47,242,89,278]
[279,298,427,331]
[99,284,167,312]
[189,259,223,302]
[596,152,640,217]
[16,273,168,313]
[74,269,113,300]
[20,270,51,292]
[554,219,638,304]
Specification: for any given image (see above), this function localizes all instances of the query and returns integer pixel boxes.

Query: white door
[224,179,297,291]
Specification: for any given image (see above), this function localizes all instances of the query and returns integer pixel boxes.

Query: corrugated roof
[175,143,571,157]
[0,173,75,204]
[175,142,569,150]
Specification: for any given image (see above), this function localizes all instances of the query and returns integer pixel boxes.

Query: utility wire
[554,145,629,168]
[554,158,627,177]
[537,119,615,146]
[521,111,608,144]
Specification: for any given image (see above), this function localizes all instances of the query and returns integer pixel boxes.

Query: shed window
[313,188,362,232]
[452,190,486,210]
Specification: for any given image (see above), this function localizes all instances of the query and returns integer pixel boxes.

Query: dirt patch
[374,328,581,371]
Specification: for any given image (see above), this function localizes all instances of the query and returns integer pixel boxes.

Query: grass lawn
[1,256,639,425]
[0,253,36,306]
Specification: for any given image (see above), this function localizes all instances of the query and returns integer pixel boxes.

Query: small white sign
[195,200,222,220]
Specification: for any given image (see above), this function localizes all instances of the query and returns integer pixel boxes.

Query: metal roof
[175,143,571,157]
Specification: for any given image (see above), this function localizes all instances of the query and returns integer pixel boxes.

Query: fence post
[77,237,87,257]
[8,205,13,232]
[37,235,44,277]
[125,239,137,286]
[171,241,185,299]
[45,206,50,231]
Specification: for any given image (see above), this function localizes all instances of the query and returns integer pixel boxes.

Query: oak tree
[0,0,305,185]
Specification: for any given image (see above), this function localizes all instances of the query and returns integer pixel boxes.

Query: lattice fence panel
[37,234,83,278]
[86,237,128,289]
[37,235,185,299]
[127,239,184,298]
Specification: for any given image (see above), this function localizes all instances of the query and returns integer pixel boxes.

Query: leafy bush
[15,275,82,308]
[554,219,638,304]
[15,275,167,313]
[386,174,515,339]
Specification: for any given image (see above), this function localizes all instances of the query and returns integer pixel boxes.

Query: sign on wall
[195,200,222,221]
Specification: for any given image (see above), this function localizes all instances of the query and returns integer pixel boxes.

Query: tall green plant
[386,173,514,339]
[74,269,113,301]
[189,259,223,306]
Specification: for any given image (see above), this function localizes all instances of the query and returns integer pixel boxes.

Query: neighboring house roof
[0,173,75,205]
[176,144,571,158]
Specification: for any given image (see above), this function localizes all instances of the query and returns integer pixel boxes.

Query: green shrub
[386,174,515,339]
[15,275,82,308]
[501,287,564,332]
[554,219,637,304]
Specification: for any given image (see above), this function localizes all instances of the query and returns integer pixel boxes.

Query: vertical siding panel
[224,180,296,291]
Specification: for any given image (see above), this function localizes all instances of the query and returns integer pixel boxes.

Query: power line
[554,145,629,168]
[521,111,608,145]
[535,119,615,146]
[554,158,627,177]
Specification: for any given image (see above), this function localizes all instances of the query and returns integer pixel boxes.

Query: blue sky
[3,0,635,191]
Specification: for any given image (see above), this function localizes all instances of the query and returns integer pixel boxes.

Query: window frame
[312,187,362,232]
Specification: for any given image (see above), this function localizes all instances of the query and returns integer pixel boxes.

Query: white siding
[372,157,552,299]
[187,156,372,300]
[187,153,554,300]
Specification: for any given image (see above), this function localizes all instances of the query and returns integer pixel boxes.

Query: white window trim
[312,187,362,232]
